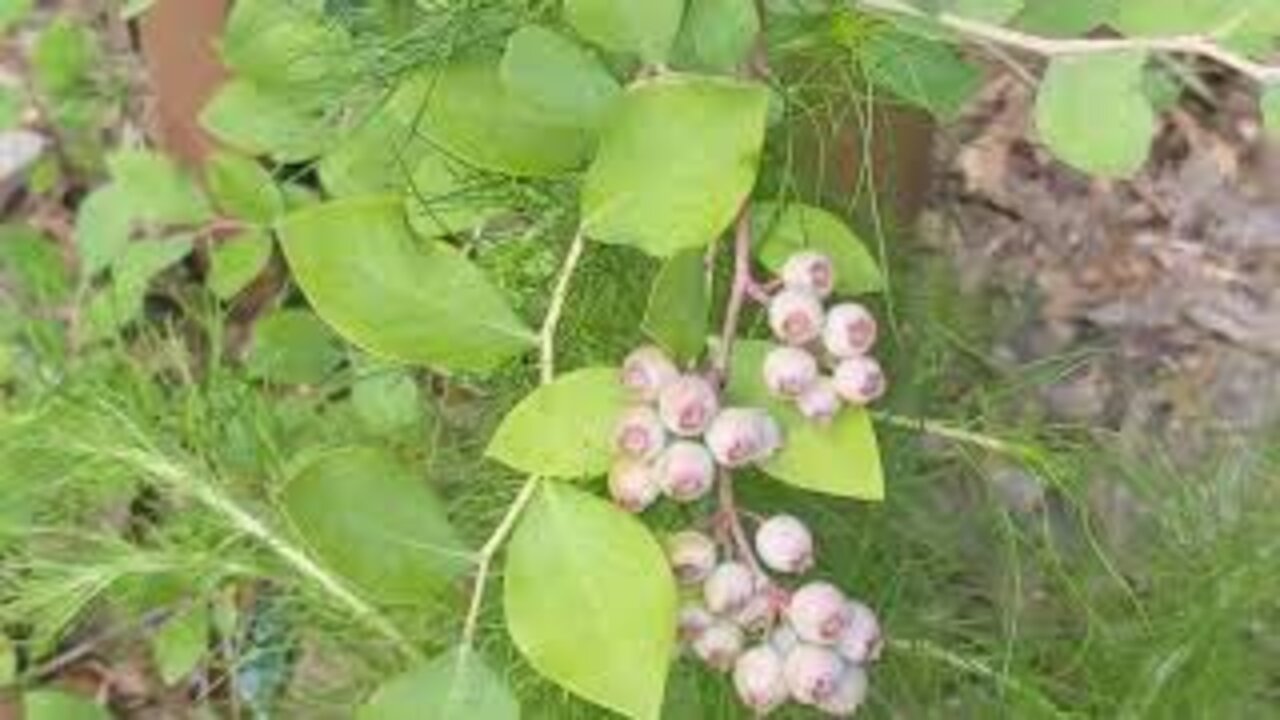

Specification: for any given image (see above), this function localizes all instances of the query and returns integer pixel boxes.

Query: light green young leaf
[357,646,518,720]
[74,186,132,276]
[500,25,620,128]
[1015,0,1115,36]
[860,28,982,120]
[108,151,211,226]
[950,0,1024,23]
[154,606,208,684]
[752,202,884,295]
[221,0,348,92]
[208,229,272,300]
[423,61,594,177]
[1035,52,1155,178]
[404,151,505,239]
[726,340,884,499]
[82,237,193,342]
[582,74,769,257]
[673,0,760,72]
[24,691,110,720]
[32,17,95,96]
[206,152,284,223]
[246,309,343,385]
[283,446,469,604]
[278,197,535,372]
[487,367,628,478]
[200,80,332,163]
[505,483,676,720]
[564,0,684,64]
[318,74,436,197]
[642,249,709,363]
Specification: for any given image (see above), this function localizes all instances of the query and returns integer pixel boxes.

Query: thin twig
[540,229,586,385]
[713,205,757,377]
[460,476,541,646]
[717,471,765,578]
[854,0,1280,84]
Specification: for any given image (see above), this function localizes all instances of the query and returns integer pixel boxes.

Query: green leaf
[351,366,424,435]
[206,152,284,223]
[949,0,1024,23]
[487,367,628,478]
[404,151,505,239]
[208,229,272,300]
[277,196,536,372]
[24,691,109,720]
[752,202,883,295]
[860,28,982,120]
[200,79,332,163]
[564,0,684,64]
[108,151,211,226]
[74,186,133,276]
[1111,0,1240,36]
[673,0,759,72]
[154,606,208,684]
[32,17,95,97]
[357,646,518,720]
[0,224,69,303]
[246,309,343,385]
[0,0,32,32]
[1261,85,1280,137]
[505,483,676,719]
[422,61,594,177]
[642,249,709,363]
[318,74,436,197]
[500,25,621,128]
[82,238,193,342]
[283,446,468,604]
[726,340,884,499]
[1035,52,1155,178]
[222,0,349,92]
[1015,0,1115,36]
[582,74,769,257]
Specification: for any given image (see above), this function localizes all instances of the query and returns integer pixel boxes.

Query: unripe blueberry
[835,600,883,665]
[822,303,878,358]
[678,603,714,644]
[755,514,815,574]
[703,561,757,616]
[693,619,744,672]
[781,251,836,299]
[733,645,789,714]
[816,665,869,716]
[607,460,659,513]
[783,644,845,705]
[832,356,886,406]
[768,288,825,346]
[656,441,716,502]
[763,346,819,398]
[705,408,783,468]
[769,624,800,657]
[787,582,852,645]
[665,530,718,585]
[613,405,667,460]
[796,377,842,424]
[657,375,720,437]
[620,345,679,401]
[733,591,776,634]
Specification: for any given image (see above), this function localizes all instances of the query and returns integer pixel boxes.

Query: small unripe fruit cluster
[672,514,883,717]
[762,252,887,422]
[611,345,783,512]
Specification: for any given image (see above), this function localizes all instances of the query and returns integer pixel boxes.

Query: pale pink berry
[678,603,714,644]
[769,624,800,657]
[666,530,717,585]
[733,645,789,714]
[705,408,783,468]
[755,514,815,574]
[822,303,877,358]
[783,644,845,705]
[832,356,886,405]
[787,582,852,645]
[703,561,757,616]
[620,345,678,401]
[693,620,744,671]
[733,592,777,634]
[763,345,819,398]
[613,405,666,460]
[796,377,842,424]
[782,251,836,299]
[817,665,869,716]
[768,288,824,346]
[835,600,883,665]
[657,375,719,437]
[607,460,659,513]
[656,441,715,502]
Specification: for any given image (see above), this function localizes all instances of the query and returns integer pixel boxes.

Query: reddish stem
[718,470,764,578]
[713,204,757,378]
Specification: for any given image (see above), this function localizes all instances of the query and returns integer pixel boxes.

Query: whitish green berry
[666,530,717,585]
[787,582,852,645]
[704,561,757,615]
[796,377,842,424]
[822,303,877,358]
[764,346,819,398]
[656,441,716,502]
[756,514,815,574]
[733,645,789,714]
[620,345,678,401]
[782,251,836,299]
[706,407,783,468]
[835,600,883,665]
[768,289,825,346]
[783,644,844,705]
[613,405,667,460]
[657,375,720,437]
[678,603,714,644]
[816,665,868,716]
[694,619,744,671]
[832,356,885,405]
[607,459,659,513]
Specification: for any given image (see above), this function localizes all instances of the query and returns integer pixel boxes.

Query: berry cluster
[671,518,882,716]
[610,346,782,511]
[763,252,886,422]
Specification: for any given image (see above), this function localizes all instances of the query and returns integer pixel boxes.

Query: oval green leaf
[1035,51,1155,178]
[208,229,272,300]
[357,646,518,720]
[725,340,884,499]
[582,74,769,257]
[487,367,627,478]
[642,249,709,363]
[752,201,884,295]
[504,483,677,719]
[564,0,683,64]
[277,196,536,373]
[500,25,620,128]
[673,0,759,72]
[206,151,284,223]
[282,446,469,604]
